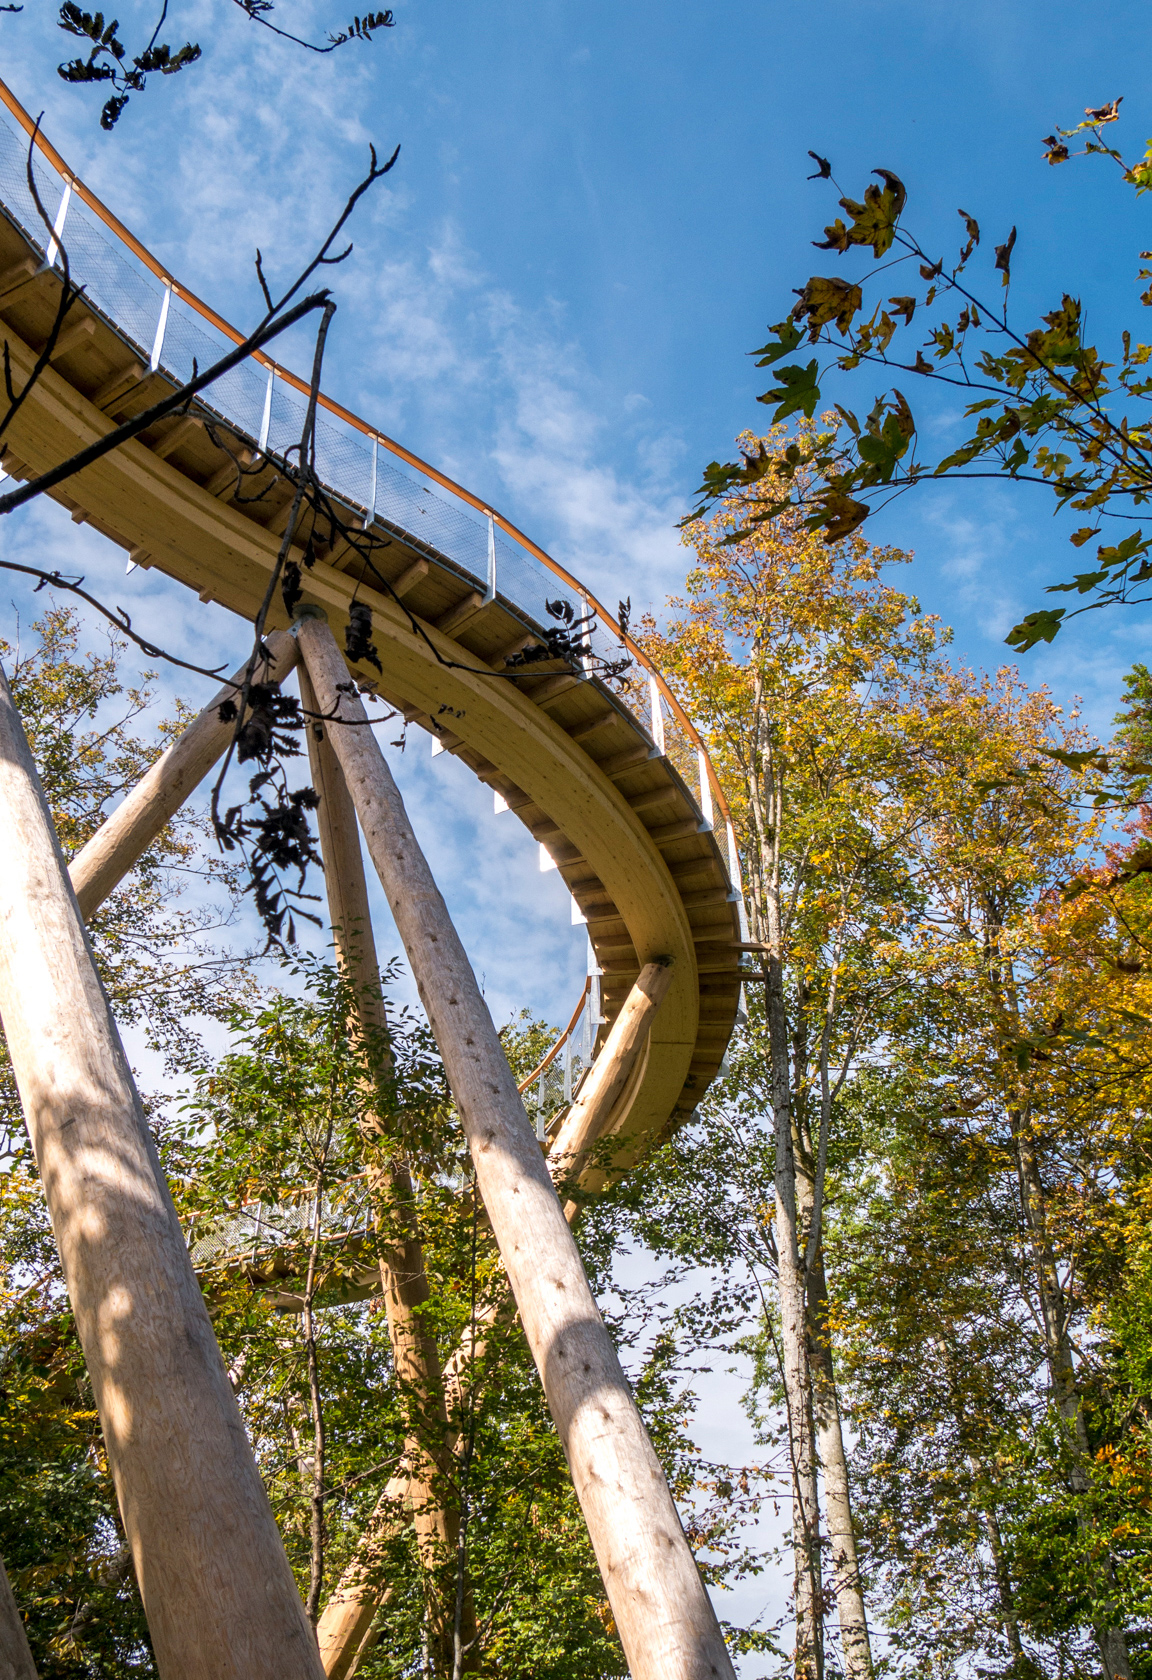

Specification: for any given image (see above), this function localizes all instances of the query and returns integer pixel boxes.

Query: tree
[824,659,1152,1677]
[638,436,946,1679]
[688,100,1152,654]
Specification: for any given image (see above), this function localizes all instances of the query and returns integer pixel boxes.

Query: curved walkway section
[0,82,750,1160]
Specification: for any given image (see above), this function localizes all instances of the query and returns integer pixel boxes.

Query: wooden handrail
[0,76,732,830]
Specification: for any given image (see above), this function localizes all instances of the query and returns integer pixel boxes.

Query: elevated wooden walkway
[0,81,749,1167]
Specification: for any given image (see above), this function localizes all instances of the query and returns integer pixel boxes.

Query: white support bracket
[149,283,172,373]
[485,513,497,604]
[648,674,665,756]
[697,745,714,830]
[45,179,72,268]
[258,366,275,452]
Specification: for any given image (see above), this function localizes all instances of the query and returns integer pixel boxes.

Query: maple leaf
[791,276,863,338]
[814,170,906,259]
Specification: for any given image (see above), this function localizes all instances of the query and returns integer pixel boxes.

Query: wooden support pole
[0,1557,37,1680]
[321,959,676,1669]
[300,667,475,1676]
[0,664,324,1680]
[69,631,299,919]
[295,614,736,1680]
[549,960,673,1186]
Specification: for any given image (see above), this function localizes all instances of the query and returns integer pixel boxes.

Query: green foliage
[688,101,1152,648]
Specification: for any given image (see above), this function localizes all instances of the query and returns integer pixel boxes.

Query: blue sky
[2,0,1148,1020]
[2,0,1150,1653]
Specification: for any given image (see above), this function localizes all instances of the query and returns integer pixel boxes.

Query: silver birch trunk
[744,726,823,1680]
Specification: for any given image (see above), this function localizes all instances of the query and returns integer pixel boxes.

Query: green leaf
[752,320,803,367]
[759,360,821,422]
[1005,608,1066,649]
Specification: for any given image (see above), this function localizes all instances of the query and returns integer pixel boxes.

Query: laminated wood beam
[150,413,202,461]
[567,708,624,744]
[296,614,735,1680]
[92,361,144,411]
[69,631,299,920]
[0,255,36,299]
[527,671,581,705]
[390,558,428,598]
[0,664,322,1680]
[205,451,254,498]
[47,316,95,362]
[433,589,484,637]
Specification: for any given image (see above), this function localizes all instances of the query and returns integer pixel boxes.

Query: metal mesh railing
[518,966,606,1141]
[188,1177,375,1271]
[0,80,739,871]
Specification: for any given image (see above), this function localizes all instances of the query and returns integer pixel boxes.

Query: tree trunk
[301,671,475,1675]
[750,749,823,1680]
[1010,1105,1131,1680]
[297,613,736,1680]
[0,1556,37,1680]
[768,950,822,1680]
[981,1503,1025,1666]
[0,662,323,1680]
[807,1256,871,1680]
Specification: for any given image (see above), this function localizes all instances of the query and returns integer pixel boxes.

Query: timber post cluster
[0,80,748,1678]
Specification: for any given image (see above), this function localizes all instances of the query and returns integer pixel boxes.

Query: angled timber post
[296,612,736,1680]
[0,664,324,1680]
[299,666,476,1676]
[0,1557,37,1680]
[320,956,678,1669]
[549,959,674,1190]
[70,631,299,918]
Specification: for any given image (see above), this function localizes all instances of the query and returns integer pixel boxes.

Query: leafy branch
[688,97,1152,650]
[57,0,200,130]
[4,0,396,128]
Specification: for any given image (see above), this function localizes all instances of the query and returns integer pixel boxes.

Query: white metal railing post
[485,513,497,604]
[588,935,605,1024]
[149,283,172,373]
[726,819,751,942]
[369,436,379,521]
[648,674,666,755]
[258,366,274,452]
[45,178,72,268]
[579,594,594,675]
[697,746,714,830]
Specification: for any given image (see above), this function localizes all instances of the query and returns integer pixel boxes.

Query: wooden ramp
[0,79,748,1167]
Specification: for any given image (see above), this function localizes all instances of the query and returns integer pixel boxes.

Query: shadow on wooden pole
[0,663,324,1680]
[295,612,736,1680]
